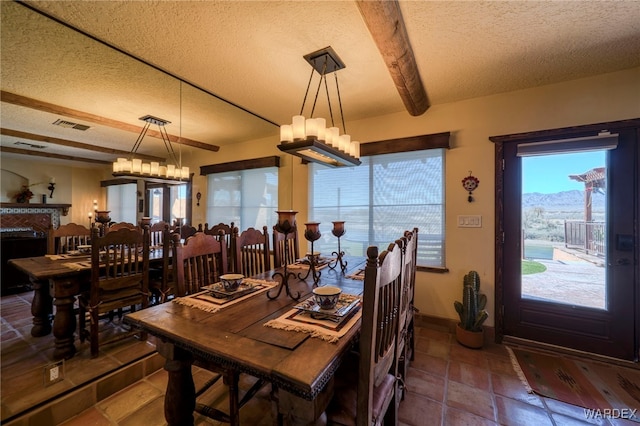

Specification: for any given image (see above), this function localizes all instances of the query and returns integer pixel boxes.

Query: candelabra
[328,221,348,273]
[298,222,322,286]
[95,210,111,236]
[267,210,301,301]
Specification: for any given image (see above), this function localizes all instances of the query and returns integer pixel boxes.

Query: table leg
[52,295,77,360]
[160,344,195,426]
[30,278,52,337]
[223,370,240,426]
[49,277,81,360]
[278,386,331,426]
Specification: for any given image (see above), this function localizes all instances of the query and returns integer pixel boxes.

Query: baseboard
[414,312,496,345]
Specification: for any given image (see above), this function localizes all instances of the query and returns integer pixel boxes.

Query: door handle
[616,258,630,266]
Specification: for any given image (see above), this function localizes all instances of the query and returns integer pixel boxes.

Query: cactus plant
[454,270,488,332]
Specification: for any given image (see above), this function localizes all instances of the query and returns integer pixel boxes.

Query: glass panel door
[502,129,637,361]
[521,151,606,309]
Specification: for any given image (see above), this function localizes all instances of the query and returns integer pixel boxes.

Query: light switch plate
[458,215,482,228]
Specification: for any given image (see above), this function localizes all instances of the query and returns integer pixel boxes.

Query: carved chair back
[233,226,270,276]
[172,232,229,296]
[272,225,299,267]
[47,222,91,254]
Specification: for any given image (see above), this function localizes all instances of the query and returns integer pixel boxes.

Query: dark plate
[204,282,256,299]
[294,294,360,318]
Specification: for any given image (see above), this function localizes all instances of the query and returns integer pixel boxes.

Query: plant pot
[455,323,484,349]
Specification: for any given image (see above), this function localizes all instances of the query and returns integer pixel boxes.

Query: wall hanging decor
[462,171,479,202]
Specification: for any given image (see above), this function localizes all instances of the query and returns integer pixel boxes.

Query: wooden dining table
[124,256,366,426]
[7,248,165,360]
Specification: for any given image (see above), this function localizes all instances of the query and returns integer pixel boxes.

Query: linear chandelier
[112,115,189,183]
[278,47,361,167]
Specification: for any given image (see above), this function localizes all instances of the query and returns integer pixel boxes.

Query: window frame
[202,156,280,231]
[310,132,449,271]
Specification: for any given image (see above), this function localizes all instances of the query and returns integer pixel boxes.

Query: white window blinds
[106,183,136,224]
[207,167,278,231]
[309,149,445,267]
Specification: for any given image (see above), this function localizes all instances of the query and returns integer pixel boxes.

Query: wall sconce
[196,192,202,206]
[47,178,56,198]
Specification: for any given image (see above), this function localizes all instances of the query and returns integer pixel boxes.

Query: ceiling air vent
[15,141,46,149]
[52,119,90,131]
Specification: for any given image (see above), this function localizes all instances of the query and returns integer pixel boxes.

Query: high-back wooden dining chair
[78,226,150,358]
[395,228,418,403]
[47,223,91,254]
[232,226,270,276]
[326,242,403,426]
[172,231,228,296]
[148,220,169,247]
[149,224,175,304]
[204,221,236,270]
[272,225,300,267]
[171,230,258,423]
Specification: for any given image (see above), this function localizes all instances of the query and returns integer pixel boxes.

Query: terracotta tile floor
[58,326,638,426]
[3,290,636,425]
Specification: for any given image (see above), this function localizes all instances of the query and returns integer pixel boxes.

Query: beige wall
[0,157,111,226]
[347,67,640,326]
[193,67,640,327]
[2,67,639,327]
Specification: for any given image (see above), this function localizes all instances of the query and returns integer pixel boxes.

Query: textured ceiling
[1,0,639,165]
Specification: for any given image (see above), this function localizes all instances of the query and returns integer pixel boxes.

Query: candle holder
[268,210,301,301]
[298,222,322,286]
[95,210,111,236]
[328,221,348,274]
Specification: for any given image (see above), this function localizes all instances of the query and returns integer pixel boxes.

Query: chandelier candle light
[267,210,301,301]
[112,115,189,183]
[278,47,361,168]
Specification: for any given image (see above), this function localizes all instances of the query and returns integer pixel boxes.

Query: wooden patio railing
[564,220,605,257]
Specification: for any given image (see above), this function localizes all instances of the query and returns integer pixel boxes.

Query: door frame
[491,118,640,356]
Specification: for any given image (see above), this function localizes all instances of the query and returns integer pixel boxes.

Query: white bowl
[220,274,244,291]
[312,285,342,310]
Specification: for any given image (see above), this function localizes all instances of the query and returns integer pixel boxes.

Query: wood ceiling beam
[1,128,165,162]
[0,146,112,165]
[356,0,430,116]
[1,91,220,152]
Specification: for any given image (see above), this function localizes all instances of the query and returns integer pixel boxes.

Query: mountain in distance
[523,189,605,212]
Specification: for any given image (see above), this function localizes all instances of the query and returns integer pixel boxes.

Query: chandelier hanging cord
[323,74,335,128]
[299,67,316,116]
[334,71,346,135]
[130,121,152,158]
[159,125,181,168]
[179,82,183,171]
[309,59,327,119]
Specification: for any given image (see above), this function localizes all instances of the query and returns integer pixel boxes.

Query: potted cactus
[454,270,489,348]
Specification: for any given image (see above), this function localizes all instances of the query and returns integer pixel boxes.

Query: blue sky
[522,151,605,194]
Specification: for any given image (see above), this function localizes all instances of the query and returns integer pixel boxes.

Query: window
[106,183,137,224]
[207,167,278,231]
[145,182,190,225]
[309,149,445,267]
